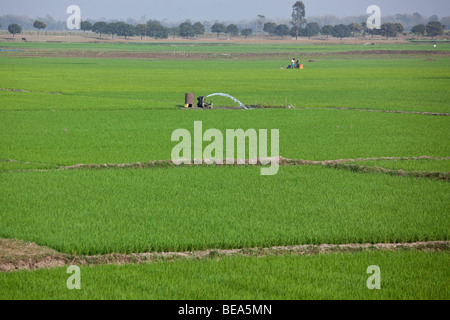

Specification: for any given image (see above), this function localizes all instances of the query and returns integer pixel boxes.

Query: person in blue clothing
[282,58,300,69]
[284,58,296,69]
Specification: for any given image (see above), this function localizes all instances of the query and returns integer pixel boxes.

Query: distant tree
[368,24,380,38]
[241,28,253,39]
[290,26,299,38]
[290,1,306,40]
[226,24,239,36]
[360,21,369,38]
[411,24,426,35]
[256,15,265,34]
[348,22,362,37]
[113,22,136,39]
[394,23,404,34]
[394,14,411,28]
[146,20,168,39]
[440,17,450,29]
[426,21,445,37]
[154,26,169,39]
[299,27,308,37]
[211,22,226,37]
[380,23,399,39]
[92,21,109,37]
[108,22,119,39]
[193,22,205,36]
[179,21,195,38]
[8,23,22,37]
[135,24,148,39]
[169,27,180,39]
[304,22,320,39]
[274,24,290,38]
[429,15,439,22]
[153,26,169,39]
[147,20,161,38]
[332,24,351,39]
[413,12,423,23]
[80,21,92,33]
[33,20,46,35]
[321,25,333,38]
[263,22,277,35]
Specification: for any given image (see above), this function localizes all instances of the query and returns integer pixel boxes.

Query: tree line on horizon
[0,0,447,39]
[3,19,445,40]
[1,11,449,32]
[261,20,445,39]
[76,20,254,40]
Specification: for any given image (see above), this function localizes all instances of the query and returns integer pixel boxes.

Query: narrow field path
[2,156,449,180]
[1,238,448,272]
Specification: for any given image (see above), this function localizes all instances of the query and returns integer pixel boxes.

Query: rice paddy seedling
[1,250,448,300]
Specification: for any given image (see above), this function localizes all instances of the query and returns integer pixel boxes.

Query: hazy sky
[2,0,450,21]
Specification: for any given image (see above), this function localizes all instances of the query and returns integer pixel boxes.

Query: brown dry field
[1,32,445,45]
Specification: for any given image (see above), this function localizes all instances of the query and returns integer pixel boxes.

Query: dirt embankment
[1,238,448,272]
[54,156,450,181]
[3,156,449,180]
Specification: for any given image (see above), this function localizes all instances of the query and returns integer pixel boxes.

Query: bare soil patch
[0,239,65,271]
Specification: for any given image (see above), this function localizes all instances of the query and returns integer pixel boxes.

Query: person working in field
[282,58,302,69]
[283,58,297,69]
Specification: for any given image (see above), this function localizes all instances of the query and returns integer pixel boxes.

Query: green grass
[0,108,448,167]
[1,43,449,300]
[0,166,448,255]
[0,55,449,112]
[0,109,450,170]
[1,250,448,299]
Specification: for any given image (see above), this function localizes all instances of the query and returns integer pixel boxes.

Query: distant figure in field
[282,58,302,69]
[283,58,296,69]
[22,37,27,41]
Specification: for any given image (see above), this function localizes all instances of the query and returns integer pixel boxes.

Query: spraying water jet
[204,93,247,109]
[184,92,248,109]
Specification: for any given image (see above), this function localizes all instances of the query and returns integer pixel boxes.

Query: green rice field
[0,41,449,300]
[1,250,448,300]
